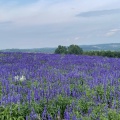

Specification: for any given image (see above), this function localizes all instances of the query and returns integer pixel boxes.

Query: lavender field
[0,52,120,120]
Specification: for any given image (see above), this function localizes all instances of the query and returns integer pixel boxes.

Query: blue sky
[0,0,120,49]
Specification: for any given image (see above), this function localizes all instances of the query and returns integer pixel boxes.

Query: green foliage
[0,104,26,120]
[54,44,83,55]
[0,82,2,98]
[95,85,104,99]
[68,44,83,55]
[55,45,67,54]
[91,104,105,119]
[108,109,120,120]
[78,98,90,114]
[32,95,73,119]
[86,88,95,99]
[83,50,120,58]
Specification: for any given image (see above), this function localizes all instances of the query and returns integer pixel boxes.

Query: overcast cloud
[0,0,120,49]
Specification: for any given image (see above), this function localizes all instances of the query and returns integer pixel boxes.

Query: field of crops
[0,52,120,120]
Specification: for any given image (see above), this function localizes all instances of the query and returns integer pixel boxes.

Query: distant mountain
[0,43,120,53]
[80,43,120,51]
[0,48,56,53]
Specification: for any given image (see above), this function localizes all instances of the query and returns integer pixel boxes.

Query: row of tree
[55,45,83,55]
[55,44,120,58]
[83,51,120,58]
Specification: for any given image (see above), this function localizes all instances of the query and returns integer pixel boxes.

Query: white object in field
[20,75,26,82]
[14,75,26,82]
[14,75,19,81]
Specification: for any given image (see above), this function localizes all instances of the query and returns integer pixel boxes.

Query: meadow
[0,52,120,120]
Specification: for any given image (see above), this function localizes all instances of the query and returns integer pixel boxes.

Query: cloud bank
[77,9,120,17]
[105,29,120,37]
[0,0,120,49]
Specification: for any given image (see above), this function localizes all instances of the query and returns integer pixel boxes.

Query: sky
[0,0,120,49]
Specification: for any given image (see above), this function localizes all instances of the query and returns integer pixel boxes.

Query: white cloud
[0,0,120,49]
[74,37,80,40]
[105,31,116,37]
[0,0,120,26]
[0,0,78,26]
[110,28,120,32]
[63,36,83,46]
[105,28,120,37]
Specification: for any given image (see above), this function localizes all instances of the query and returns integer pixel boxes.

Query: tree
[54,45,67,54]
[54,44,83,55]
[68,44,83,55]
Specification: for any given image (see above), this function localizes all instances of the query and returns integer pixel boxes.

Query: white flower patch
[20,75,26,82]
[14,75,19,81]
[14,75,26,82]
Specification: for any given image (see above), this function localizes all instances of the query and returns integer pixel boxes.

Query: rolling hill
[0,43,120,53]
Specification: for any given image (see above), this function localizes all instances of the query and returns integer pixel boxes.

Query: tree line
[55,45,83,55]
[83,50,120,58]
[55,44,120,58]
